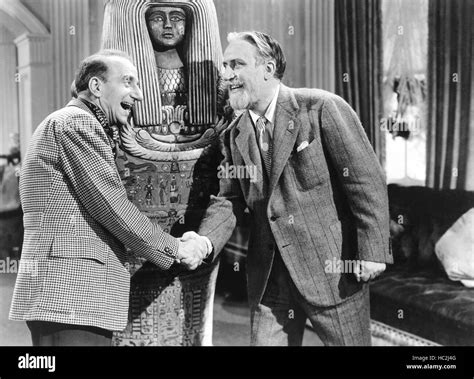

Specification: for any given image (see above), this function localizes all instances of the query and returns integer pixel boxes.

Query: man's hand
[354,260,386,282]
[176,232,209,270]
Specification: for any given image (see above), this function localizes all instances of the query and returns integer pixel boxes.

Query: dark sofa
[370,184,474,346]
[219,184,474,345]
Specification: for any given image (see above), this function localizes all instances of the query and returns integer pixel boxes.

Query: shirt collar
[249,84,280,125]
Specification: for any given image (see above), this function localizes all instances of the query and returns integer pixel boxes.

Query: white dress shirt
[249,84,280,138]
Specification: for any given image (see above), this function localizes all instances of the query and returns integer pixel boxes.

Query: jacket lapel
[269,85,300,192]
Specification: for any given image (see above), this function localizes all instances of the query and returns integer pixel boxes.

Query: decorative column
[14,33,52,159]
[0,25,19,155]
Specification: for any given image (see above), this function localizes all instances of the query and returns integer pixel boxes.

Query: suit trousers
[250,252,371,346]
[27,321,112,346]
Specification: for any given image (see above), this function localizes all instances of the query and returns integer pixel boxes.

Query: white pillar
[0,25,19,156]
[14,33,53,159]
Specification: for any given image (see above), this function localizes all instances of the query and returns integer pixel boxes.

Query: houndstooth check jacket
[9,98,179,331]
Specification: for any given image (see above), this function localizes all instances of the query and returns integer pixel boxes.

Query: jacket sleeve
[319,95,392,264]
[197,127,244,261]
[58,114,179,270]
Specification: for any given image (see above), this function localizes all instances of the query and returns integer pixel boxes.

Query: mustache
[227,81,245,90]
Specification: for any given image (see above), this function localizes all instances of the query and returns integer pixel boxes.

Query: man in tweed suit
[9,50,209,346]
[196,31,393,345]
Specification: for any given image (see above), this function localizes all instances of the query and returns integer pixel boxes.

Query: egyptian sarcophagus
[101,0,228,346]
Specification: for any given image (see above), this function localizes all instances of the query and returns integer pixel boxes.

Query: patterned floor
[0,273,321,346]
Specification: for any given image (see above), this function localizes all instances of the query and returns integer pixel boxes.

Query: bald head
[74,50,133,94]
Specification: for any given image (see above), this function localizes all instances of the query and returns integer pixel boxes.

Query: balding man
[9,50,206,346]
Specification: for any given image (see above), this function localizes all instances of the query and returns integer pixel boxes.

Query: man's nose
[164,16,172,28]
[132,85,144,102]
[222,66,235,81]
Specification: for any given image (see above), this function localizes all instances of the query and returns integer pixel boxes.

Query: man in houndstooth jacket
[9,50,211,346]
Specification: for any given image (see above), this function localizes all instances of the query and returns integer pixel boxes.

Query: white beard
[229,89,251,111]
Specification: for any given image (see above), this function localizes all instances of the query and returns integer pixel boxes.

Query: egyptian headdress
[101,0,223,129]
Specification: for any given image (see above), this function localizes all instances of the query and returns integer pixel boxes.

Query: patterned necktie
[256,116,272,177]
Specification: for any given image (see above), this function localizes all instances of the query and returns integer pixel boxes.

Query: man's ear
[88,77,102,98]
[264,60,276,80]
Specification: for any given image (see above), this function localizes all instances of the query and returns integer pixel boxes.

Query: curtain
[335,0,385,164]
[215,0,335,91]
[426,0,473,190]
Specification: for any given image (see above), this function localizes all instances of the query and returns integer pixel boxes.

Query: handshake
[175,231,212,271]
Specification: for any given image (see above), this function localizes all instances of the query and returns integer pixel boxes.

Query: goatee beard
[229,90,250,111]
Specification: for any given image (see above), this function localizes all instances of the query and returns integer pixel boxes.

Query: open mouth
[229,83,244,91]
[120,102,133,111]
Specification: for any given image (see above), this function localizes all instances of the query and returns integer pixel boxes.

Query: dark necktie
[256,116,272,177]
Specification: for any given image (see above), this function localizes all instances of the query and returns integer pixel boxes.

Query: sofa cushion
[435,208,474,287]
[388,185,474,267]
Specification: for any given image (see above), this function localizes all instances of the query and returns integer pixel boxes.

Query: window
[382,0,428,186]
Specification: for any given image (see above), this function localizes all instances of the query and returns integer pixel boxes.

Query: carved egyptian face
[146,6,186,50]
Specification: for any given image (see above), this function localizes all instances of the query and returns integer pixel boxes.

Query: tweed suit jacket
[199,85,393,308]
[9,99,179,331]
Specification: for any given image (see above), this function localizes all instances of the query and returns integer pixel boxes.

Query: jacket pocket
[49,235,108,264]
[288,141,325,191]
[40,235,109,315]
